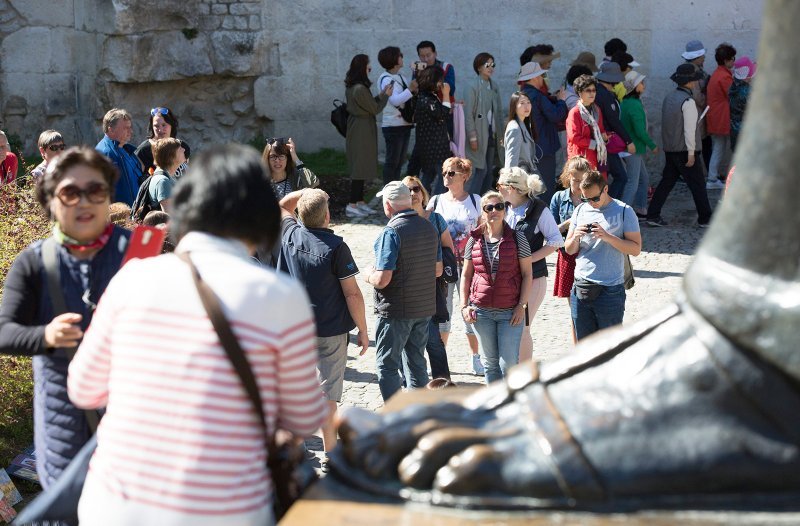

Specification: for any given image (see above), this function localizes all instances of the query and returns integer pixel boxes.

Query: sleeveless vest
[662,87,702,153]
[514,198,548,279]
[375,210,439,319]
[469,223,522,309]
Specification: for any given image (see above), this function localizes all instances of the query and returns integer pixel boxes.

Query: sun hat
[682,40,706,61]
[623,70,647,94]
[517,62,547,82]
[530,50,561,64]
[733,56,757,80]
[670,63,704,85]
[571,51,599,72]
[596,61,625,84]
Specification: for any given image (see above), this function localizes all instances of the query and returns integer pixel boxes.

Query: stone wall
[0,0,763,158]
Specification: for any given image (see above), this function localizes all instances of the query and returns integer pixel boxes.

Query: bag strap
[41,238,100,433]
[177,252,276,464]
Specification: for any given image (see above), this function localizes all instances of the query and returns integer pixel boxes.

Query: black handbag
[441,246,458,284]
[330,99,348,137]
[396,76,417,124]
[432,278,450,324]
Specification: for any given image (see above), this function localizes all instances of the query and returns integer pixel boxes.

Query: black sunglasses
[407,185,422,193]
[580,189,604,203]
[483,202,506,212]
[55,182,110,206]
[267,137,287,146]
[47,144,66,152]
[443,170,464,177]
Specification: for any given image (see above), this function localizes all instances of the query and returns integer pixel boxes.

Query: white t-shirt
[427,193,482,258]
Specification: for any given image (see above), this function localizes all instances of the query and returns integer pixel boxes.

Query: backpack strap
[432,195,439,212]
[41,238,99,433]
[469,194,478,213]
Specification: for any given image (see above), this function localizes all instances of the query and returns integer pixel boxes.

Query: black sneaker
[646,217,668,227]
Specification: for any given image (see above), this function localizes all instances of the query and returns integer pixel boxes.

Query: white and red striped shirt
[68,232,327,520]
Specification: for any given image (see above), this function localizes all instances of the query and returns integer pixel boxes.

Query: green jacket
[620,96,657,154]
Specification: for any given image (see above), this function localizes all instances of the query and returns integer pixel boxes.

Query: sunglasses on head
[483,202,506,212]
[267,137,287,145]
[47,144,66,152]
[55,182,110,206]
[150,107,169,116]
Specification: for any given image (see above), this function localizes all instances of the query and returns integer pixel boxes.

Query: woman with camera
[460,191,533,384]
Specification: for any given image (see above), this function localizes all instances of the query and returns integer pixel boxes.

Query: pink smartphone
[121,226,166,267]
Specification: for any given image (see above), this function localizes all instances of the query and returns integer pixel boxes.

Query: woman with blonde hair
[497,167,562,363]
[403,175,454,379]
[549,156,593,342]
[460,191,533,383]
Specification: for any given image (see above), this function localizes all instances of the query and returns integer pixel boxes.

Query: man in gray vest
[363,181,442,401]
[646,64,714,228]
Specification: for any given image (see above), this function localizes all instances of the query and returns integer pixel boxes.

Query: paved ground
[305,183,723,454]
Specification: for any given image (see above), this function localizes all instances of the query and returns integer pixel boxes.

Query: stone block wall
[0,0,764,161]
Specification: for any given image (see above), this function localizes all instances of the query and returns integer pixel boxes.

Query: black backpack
[330,99,348,137]
[130,175,157,223]
[379,73,416,124]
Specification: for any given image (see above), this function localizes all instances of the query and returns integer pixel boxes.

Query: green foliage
[0,183,51,466]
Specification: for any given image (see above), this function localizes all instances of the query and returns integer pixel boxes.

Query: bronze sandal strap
[518,383,606,503]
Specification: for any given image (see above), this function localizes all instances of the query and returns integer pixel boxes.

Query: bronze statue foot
[332,300,800,510]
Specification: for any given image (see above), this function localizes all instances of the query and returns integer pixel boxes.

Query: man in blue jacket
[520,62,567,204]
[95,108,141,206]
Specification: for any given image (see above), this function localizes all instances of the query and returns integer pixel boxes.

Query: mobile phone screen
[121,225,166,267]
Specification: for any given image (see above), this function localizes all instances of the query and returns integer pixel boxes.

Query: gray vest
[375,210,438,319]
[662,87,703,153]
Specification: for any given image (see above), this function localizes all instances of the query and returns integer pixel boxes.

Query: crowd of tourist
[0,34,755,526]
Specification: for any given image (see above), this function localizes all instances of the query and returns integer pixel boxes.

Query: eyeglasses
[443,170,464,178]
[150,107,169,116]
[484,62,496,68]
[580,189,604,203]
[268,154,287,161]
[47,144,66,152]
[581,88,597,93]
[483,202,506,212]
[55,182,110,206]
[407,186,422,193]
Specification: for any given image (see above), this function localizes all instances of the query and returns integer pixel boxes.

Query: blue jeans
[623,153,650,209]
[375,316,430,401]
[570,283,626,340]
[471,307,523,384]
[607,153,628,200]
[421,163,444,195]
[537,153,558,205]
[382,126,412,185]
[426,318,450,379]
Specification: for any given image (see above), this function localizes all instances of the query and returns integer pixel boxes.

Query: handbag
[330,99,348,137]
[441,246,458,284]
[432,278,450,324]
[606,132,627,154]
[396,75,416,124]
[178,252,317,521]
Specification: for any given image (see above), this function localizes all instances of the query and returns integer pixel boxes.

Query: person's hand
[356,330,370,356]
[362,265,375,284]
[383,83,394,96]
[461,306,475,324]
[44,313,83,348]
[686,152,696,167]
[469,138,478,152]
[441,83,451,96]
[556,87,567,101]
[510,304,526,326]
[409,79,418,93]
[650,146,660,155]
[627,143,636,154]
[591,223,610,240]
[601,132,609,142]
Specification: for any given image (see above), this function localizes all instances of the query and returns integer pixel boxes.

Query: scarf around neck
[53,222,114,253]
[578,102,608,165]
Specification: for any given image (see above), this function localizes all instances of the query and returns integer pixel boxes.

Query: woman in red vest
[460,192,533,383]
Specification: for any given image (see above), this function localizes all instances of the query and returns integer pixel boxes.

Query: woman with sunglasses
[135,106,191,179]
[426,157,484,375]
[503,91,538,174]
[403,175,454,379]
[260,137,317,200]
[496,167,562,364]
[566,74,607,170]
[0,147,130,489]
[461,192,533,383]
[464,52,504,195]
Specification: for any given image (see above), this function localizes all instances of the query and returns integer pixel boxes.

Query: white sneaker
[706,179,726,190]
[356,202,377,215]
[345,204,368,218]
[472,354,485,376]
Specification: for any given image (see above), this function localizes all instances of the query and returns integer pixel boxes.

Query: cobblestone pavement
[305,184,723,454]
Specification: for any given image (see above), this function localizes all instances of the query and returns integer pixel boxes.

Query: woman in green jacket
[620,71,658,215]
[464,52,504,195]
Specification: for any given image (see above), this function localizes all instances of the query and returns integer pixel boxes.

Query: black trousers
[647,151,713,225]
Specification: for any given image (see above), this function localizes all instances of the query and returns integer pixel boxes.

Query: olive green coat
[345,83,389,181]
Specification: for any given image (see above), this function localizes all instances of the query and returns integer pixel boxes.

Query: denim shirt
[550,188,577,224]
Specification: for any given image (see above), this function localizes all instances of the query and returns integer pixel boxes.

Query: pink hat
[733,56,757,80]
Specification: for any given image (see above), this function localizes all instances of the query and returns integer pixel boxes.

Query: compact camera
[413,61,427,72]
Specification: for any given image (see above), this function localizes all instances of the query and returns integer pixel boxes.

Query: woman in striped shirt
[68,145,328,526]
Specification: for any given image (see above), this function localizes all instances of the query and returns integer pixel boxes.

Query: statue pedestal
[281,389,800,525]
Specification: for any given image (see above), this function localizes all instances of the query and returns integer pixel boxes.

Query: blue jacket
[0,227,130,488]
[95,135,141,206]
[522,84,568,156]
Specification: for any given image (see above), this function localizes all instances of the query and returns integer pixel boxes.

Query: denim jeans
[647,151,713,225]
[708,134,731,181]
[420,163,444,195]
[471,307,524,384]
[426,318,450,379]
[623,153,649,209]
[375,316,430,401]
[466,140,496,195]
[382,126,412,185]
[537,153,558,205]
[607,153,628,200]
[570,283,626,340]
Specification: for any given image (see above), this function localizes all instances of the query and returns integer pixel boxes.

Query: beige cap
[376,180,411,201]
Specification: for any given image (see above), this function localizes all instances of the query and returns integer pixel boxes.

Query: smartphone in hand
[121,225,166,267]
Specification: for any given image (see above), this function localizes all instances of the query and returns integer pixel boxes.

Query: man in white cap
[682,39,713,172]
[518,61,567,204]
[363,181,442,402]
